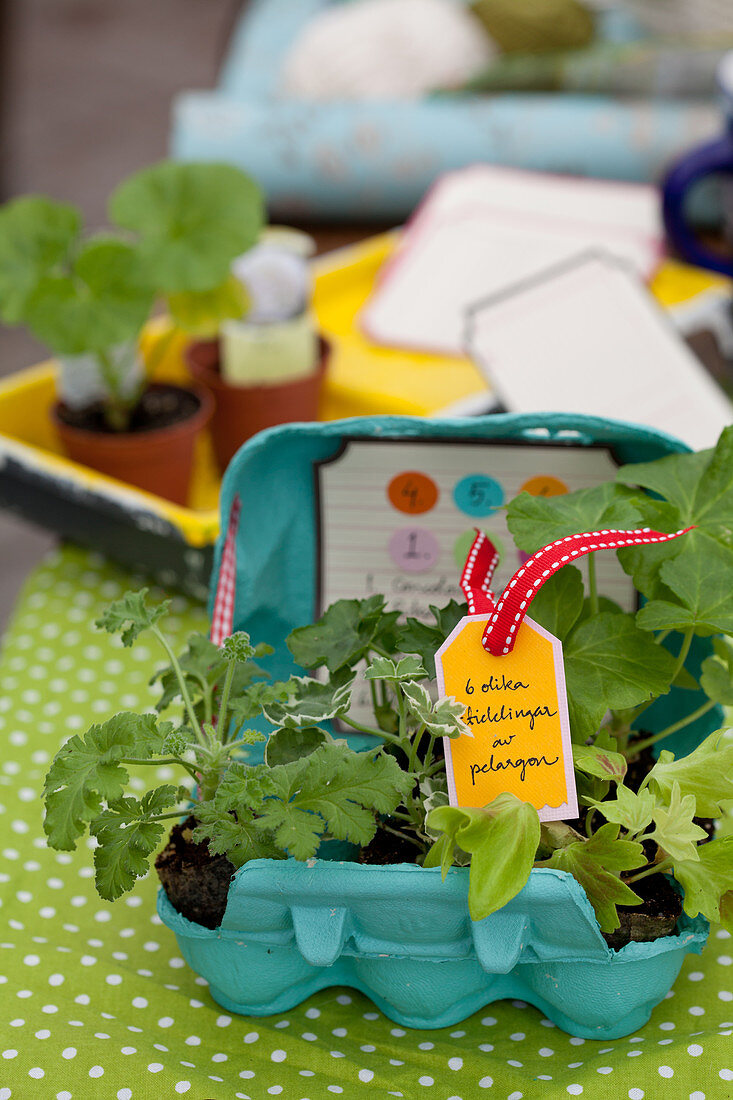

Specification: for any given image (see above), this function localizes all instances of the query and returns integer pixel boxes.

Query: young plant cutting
[41,425,733,1033]
[0,160,263,500]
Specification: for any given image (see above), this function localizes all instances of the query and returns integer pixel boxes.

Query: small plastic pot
[158,859,708,1038]
[53,382,213,505]
[186,337,329,472]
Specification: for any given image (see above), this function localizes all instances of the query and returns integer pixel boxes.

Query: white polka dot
[689,1093,705,1100]
[267,1089,282,1096]
[23,954,40,966]
[148,1063,164,1073]
[448,1057,463,1070]
[688,1044,704,1056]
[629,1090,645,1099]
[359,1069,375,1082]
[175,1084,191,1095]
[418,1076,434,1086]
[271,1049,286,1062]
[35,1030,50,1039]
[121,1047,136,1055]
[2,1051,17,1059]
[597,1067,613,1075]
[89,1066,104,1078]
[539,1047,554,1057]
[62,1048,76,1059]
[720,1069,733,1081]
[479,1079,493,1089]
[29,1068,44,1078]
[158,1016,174,1028]
[567,1088,583,1096]
[216,1015,231,1027]
[244,1032,259,1043]
[689,1006,705,1016]
[118,1091,132,1100]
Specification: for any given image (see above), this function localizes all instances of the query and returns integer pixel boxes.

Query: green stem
[631,699,716,757]
[585,808,596,838]
[380,822,425,851]
[151,625,205,746]
[149,811,191,823]
[655,629,672,645]
[120,756,198,781]
[626,856,674,885]
[339,715,401,745]
[407,724,427,775]
[587,553,599,616]
[368,676,380,720]
[216,660,236,744]
[670,627,695,684]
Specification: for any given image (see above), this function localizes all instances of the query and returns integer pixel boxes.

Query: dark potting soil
[155,818,234,930]
[359,821,422,865]
[57,385,200,434]
[605,873,683,951]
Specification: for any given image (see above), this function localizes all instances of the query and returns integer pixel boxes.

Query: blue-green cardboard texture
[158,412,716,1035]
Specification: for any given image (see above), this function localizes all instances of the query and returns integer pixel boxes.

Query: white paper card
[467,252,733,452]
[361,166,661,356]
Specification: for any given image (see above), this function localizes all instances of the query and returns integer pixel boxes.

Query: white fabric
[280,0,495,101]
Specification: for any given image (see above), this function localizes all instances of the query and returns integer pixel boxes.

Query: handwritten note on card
[435,614,578,822]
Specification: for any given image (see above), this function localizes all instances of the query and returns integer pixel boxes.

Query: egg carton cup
[158,859,708,1039]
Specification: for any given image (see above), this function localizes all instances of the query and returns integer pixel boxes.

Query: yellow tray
[0,233,726,592]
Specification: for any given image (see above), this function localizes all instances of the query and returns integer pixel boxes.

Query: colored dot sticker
[387,472,438,515]
[453,475,504,517]
[454,530,504,572]
[519,474,569,498]
[389,528,440,573]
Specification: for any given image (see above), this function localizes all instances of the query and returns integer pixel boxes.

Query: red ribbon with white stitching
[461,525,694,657]
[210,494,242,646]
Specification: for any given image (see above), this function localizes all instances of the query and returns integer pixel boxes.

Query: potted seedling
[0,160,264,503]
[42,426,733,1037]
[185,227,329,472]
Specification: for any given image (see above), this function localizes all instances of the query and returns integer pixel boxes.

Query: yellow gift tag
[435,614,577,821]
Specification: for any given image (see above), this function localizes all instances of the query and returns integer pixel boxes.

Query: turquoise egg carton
[156,411,719,1035]
[158,860,708,1038]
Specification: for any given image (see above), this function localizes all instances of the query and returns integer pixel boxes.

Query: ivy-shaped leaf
[401,682,469,739]
[287,596,397,673]
[674,836,733,928]
[426,794,540,921]
[636,532,733,636]
[364,655,427,683]
[586,784,655,836]
[397,600,467,678]
[648,781,707,863]
[261,674,354,728]
[700,638,733,707]
[546,823,644,933]
[647,729,733,817]
[572,742,627,784]
[264,725,329,767]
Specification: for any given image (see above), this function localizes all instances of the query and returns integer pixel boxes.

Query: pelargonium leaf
[648,781,707,863]
[109,160,264,293]
[364,655,427,683]
[636,532,733,636]
[168,273,249,336]
[397,600,466,679]
[572,742,627,784]
[401,682,468,739]
[262,674,354,728]
[90,785,181,901]
[674,836,733,927]
[0,195,81,323]
[647,729,733,817]
[96,588,169,647]
[586,784,655,835]
[506,483,642,555]
[287,596,395,673]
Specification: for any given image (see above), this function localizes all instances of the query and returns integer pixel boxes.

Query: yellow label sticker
[435,614,577,821]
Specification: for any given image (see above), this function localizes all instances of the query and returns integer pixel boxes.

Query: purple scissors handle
[662,133,733,277]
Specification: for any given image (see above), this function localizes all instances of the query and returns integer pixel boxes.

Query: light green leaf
[109,160,264,293]
[647,728,733,817]
[700,638,733,706]
[528,565,584,642]
[617,447,713,526]
[0,195,81,323]
[506,482,642,554]
[24,239,153,356]
[648,781,707,863]
[427,794,541,921]
[365,654,428,683]
[563,613,677,743]
[674,836,733,926]
[546,823,644,933]
[90,785,181,901]
[96,588,169,647]
[219,631,256,664]
[261,673,354,728]
[572,741,627,784]
[587,784,655,835]
[168,273,249,336]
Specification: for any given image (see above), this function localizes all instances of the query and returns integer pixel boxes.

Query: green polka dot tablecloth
[1,544,732,1100]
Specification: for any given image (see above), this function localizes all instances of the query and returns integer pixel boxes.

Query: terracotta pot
[186,337,329,472]
[53,383,213,506]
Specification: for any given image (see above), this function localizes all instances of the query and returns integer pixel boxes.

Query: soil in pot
[54,382,213,505]
[155,817,234,930]
[605,873,683,951]
[359,821,423,865]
